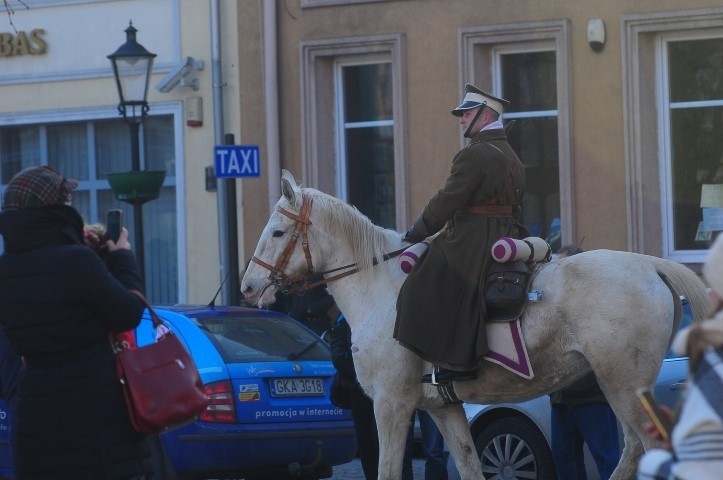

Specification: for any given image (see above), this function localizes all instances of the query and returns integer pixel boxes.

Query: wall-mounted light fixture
[587,19,605,53]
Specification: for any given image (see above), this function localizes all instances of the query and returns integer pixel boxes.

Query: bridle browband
[250,193,405,295]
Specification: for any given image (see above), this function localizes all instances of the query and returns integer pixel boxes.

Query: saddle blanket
[483,319,534,379]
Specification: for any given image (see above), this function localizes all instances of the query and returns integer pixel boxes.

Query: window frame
[300,0,387,8]
[459,20,573,246]
[622,7,723,262]
[333,57,395,209]
[300,33,408,231]
[0,102,187,301]
[658,30,723,261]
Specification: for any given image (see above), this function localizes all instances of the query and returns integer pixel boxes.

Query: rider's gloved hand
[402,227,424,244]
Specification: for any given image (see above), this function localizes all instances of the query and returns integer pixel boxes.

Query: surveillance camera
[155,57,203,93]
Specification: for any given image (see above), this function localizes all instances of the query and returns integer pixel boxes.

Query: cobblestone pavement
[204,455,429,479]
[330,457,426,480]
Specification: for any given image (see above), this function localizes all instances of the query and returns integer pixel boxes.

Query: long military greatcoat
[394,127,526,371]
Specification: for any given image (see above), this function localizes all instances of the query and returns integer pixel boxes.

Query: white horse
[241,170,709,480]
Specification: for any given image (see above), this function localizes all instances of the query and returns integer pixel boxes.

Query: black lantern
[107,22,164,286]
[108,22,156,129]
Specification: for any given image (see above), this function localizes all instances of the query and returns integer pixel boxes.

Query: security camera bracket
[155,57,204,93]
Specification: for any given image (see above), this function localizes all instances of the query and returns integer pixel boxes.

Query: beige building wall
[0,0,243,303]
[3,0,720,303]
[236,0,723,273]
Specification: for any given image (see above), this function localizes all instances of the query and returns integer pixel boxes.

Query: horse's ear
[281,169,301,209]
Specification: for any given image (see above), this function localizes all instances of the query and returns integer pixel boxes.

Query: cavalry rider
[394,83,527,384]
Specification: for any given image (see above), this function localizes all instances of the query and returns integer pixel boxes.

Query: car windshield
[195,315,331,363]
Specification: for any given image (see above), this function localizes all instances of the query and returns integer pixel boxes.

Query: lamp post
[107,22,162,284]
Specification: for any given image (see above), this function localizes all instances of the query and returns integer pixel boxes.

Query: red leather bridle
[250,192,406,295]
[250,194,316,293]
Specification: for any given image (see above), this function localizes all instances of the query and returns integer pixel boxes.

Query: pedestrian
[0,166,154,479]
[394,83,527,384]
[403,409,449,480]
[637,234,723,480]
[277,273,336,337]
[331,312,448,480]
[329,313,380,480]
[550,244,620,480]
[550,369,620,479]
[0,330,20,474]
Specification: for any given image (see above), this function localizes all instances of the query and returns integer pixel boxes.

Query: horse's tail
[649,256,709,325]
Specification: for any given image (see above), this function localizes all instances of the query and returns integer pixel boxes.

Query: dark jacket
[329,317,360,390]
[279,275,336,336]
[549,371,609,407]
[0,332,20,409]
[394,128,526,370]
[0,205,153,480]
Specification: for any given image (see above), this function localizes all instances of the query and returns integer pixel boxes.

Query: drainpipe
[263,0,281,212]
[211,0,240,305]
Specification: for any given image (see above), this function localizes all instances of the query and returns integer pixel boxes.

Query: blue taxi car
[142,305,357,480]
[0,401,9,480]
[0,306,357,480]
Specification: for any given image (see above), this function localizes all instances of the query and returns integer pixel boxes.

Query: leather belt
[463,205,513,215]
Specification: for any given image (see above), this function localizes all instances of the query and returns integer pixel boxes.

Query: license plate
[270,377,325,397]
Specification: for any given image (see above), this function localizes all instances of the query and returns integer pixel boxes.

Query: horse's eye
[272,230,284,238]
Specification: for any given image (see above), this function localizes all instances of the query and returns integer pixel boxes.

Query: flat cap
[2,165,78,211]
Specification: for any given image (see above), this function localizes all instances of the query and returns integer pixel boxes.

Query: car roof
[154,304,290,320]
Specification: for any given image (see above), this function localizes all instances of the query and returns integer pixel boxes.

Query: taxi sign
[215,145,260,178]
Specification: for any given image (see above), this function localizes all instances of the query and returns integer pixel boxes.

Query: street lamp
[107,21,164,284]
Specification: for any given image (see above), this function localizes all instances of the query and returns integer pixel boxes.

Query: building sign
[0,0,175,85]
[0,29,47,57]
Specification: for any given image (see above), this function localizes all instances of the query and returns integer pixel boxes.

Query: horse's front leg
[373,398,416,480]
[427,403,485,480]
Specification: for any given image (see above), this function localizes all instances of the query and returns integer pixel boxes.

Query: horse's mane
[302,187,399,285]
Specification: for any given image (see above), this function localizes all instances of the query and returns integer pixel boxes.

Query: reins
[250,193,406,295]
[292,247,406,293]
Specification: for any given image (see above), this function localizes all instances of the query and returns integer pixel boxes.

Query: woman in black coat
[329,316,381,480]
[0,166,153,479]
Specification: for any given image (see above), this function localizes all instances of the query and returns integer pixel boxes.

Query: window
[335,61,396,228]
[0,114,179,303]
[460,20,573,249]
[301,0,387,7]
[495,47,560,249]
[622,8,723,262]
[300,33,407,231]
[660,35,723,254]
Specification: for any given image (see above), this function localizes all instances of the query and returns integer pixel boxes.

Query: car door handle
[669,381,687,391]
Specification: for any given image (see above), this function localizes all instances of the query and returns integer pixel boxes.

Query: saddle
[483,236,550,322]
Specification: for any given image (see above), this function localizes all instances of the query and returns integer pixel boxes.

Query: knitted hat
[2,166,78,211]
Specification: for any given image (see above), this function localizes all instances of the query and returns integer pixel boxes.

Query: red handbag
[113,292,209,435]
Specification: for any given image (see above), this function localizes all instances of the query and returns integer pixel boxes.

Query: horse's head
[242,169,404,307]
[241,170,325,307]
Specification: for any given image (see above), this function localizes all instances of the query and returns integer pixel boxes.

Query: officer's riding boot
[421,365,477,384]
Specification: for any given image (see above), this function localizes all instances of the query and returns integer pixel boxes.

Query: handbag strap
[129,289,163,328]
